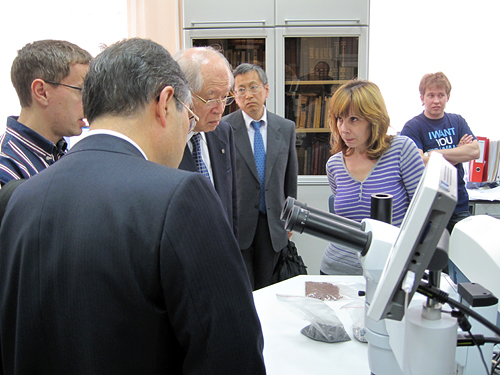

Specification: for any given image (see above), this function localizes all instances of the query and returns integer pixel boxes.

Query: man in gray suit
[223,63,298,290]
[175,47,238,238]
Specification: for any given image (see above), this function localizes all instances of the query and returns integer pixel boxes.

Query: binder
[469,136,489,182]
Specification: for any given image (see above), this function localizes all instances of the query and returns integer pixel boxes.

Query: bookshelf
[285,36,359,175]
[192,38,266,116]
[192,38,265,71]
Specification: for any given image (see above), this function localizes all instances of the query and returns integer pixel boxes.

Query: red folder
[469,136,489,182]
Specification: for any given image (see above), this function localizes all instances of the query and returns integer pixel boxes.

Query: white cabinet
[182,0,275,29]
[275,0,369,26]
[182,1,369,161]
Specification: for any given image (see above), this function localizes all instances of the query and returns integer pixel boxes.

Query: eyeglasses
[193,93,235,108]
[235,85,263,97]
[45,80,82,92]
[175,96,199,133]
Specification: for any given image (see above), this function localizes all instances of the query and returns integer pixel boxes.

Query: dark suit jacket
[0,134,265,374]
[223,109,298,252]
[178,121,238,238]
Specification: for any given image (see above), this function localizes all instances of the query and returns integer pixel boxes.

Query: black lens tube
[285,205,371,255]
[370,193,393,224]
[281,196,363,230]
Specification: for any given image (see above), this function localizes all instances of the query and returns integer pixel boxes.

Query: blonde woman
[321,80,424,275]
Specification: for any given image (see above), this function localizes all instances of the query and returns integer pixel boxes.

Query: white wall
[370,0,500,139]
[0,0,128,132]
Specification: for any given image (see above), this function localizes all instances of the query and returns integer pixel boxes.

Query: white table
[253,275,370,375]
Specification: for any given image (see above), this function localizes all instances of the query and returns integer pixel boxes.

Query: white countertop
[253,275,370,375]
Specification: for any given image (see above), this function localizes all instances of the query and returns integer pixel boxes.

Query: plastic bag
[305,281,364,301]
[340,300,367,343]
[276,294,351,343]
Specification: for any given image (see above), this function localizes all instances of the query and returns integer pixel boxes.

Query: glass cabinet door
[191,37,266,116]
[284,36,359,175]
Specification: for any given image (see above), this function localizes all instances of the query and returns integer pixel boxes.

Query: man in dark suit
[223,63,298,290]
[175,47,238,237]
[0,38,265,374]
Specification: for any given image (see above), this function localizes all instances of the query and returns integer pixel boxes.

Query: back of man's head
[84,38,190,124]
[11,40,92,108]
[174,46,233,93]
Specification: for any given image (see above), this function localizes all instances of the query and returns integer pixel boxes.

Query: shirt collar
[6,116,62,160]
[187,131,206,143]
[86,129,148,160]
[243,107,267,131]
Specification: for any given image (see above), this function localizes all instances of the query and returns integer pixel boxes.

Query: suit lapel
[178,144,197,172]
[264,114,283,185]
[205,130,226,188]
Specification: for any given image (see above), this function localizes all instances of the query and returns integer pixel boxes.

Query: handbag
[273,240,308,283]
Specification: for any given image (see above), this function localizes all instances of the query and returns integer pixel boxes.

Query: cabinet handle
[191,20,266,26]
[284,18,361,24]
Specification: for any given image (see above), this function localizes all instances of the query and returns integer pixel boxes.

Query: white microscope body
[360,214,500,375]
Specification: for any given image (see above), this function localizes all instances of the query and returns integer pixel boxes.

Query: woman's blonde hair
[328,80,392,159]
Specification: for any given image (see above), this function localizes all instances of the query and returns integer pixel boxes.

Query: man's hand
[458,134,473,147]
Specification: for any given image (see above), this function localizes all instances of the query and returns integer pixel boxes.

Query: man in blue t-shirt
[401,72,480,233]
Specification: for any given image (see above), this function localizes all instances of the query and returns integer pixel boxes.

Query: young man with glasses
[223,63,298,290]
[175,46,239,238]
[0,40,92,186]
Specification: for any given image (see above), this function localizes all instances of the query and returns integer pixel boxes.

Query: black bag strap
[0,179,25,225]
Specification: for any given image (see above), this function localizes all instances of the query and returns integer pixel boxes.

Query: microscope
[283,153,500,375]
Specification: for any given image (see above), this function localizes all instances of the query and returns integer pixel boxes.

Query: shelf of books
[192,38,266,116]
[284,36,359,175]
[192,38,265,71]
[296,132,331,175]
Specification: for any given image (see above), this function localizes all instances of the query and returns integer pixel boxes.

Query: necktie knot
[251,120,262,131]
[191,132,201,147]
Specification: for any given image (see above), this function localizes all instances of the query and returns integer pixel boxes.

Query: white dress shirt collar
[243,107,267,131]
[86,129,148,160]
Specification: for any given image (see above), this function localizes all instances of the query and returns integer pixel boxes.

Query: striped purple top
[320,135,425,275]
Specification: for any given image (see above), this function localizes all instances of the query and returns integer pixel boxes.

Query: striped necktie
[191,133,211,181]
[251,120,266,213]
